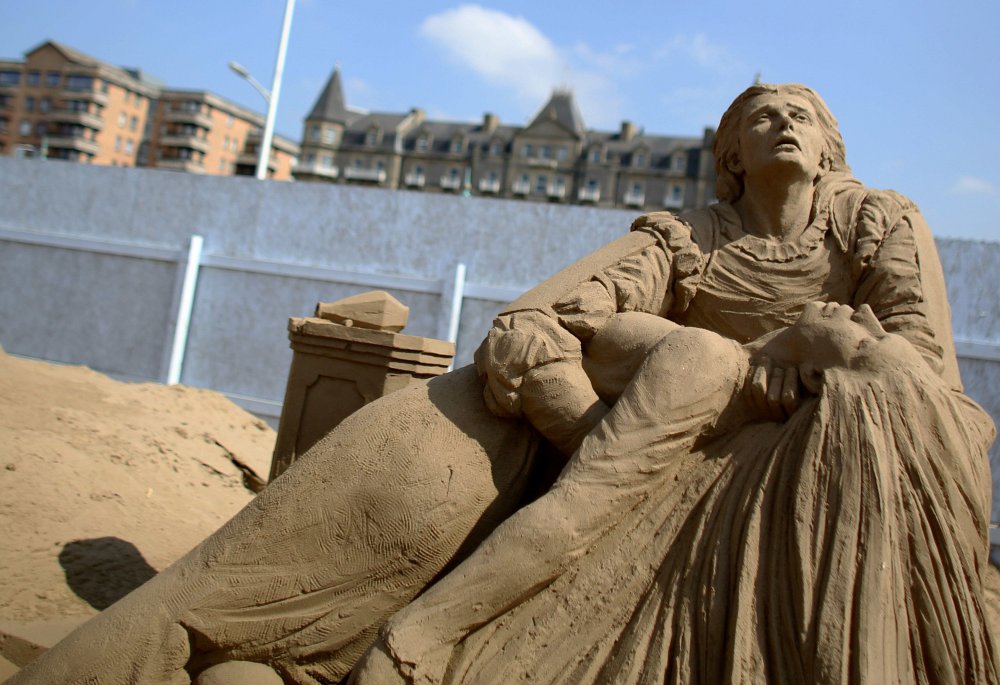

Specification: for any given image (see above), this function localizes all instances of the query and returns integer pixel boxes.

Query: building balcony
[623,191,646,207]
[662,194,684,209]
[577,187,601,203]
[163,109,214,130]
[294,160,339,179]
[157,158,205,173]
[60,88,108,107]
[237,151,277,171]
[478,178,500,193]
[546,184,566,199]
[343,166,386,183]
[526,158,558,169]
[511,180,530,195]
[48,109,104,131]
[160,134,211,154]
[45,135,99,156]
[439,175,462,191]
[404,172,425,187]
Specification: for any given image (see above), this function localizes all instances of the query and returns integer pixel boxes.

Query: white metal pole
[446,262,467,344]
[167,235,204,385]
[256,0,295,180]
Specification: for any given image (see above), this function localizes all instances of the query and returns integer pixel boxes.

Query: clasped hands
[743,302,887,420]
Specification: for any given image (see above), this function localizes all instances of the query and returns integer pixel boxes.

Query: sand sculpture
[8,84,996,684]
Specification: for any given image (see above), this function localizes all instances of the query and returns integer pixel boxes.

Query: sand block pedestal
[269,293,455,481]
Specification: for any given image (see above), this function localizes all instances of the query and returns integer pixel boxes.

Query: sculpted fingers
[780,366,800,416]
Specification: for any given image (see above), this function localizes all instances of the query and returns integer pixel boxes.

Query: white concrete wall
[1,156,997,527]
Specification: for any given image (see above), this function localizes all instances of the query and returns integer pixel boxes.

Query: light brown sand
[0,347,274,627]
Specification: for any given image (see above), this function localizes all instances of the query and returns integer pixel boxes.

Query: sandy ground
[0,346,275,679]
[0,345,997,680]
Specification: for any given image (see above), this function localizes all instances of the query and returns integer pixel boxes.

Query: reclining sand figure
[354,301,998,684]
[9,83,996,684]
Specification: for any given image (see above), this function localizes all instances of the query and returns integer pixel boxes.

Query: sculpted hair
[714,83,851,203]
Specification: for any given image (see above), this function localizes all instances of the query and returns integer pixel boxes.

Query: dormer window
[365,128,380,146]
[634,152,647,168]
[490,140,503,156]
[671,153,686,172]
[450,137,464,154]
[416,134,430,153]
[589,147,602,163]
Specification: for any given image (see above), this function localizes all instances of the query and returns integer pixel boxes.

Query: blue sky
[1,0,998,241]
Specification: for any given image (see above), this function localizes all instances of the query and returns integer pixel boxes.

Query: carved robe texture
[390,178,997,683]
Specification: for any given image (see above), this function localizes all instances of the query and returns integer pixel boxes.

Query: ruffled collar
[713,201,831,263]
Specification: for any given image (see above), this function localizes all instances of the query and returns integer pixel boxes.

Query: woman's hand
[744,328,802,420]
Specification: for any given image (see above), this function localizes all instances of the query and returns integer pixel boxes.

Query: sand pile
[0,347,274,629]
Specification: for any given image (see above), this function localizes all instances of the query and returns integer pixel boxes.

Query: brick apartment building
[0,41,298,179]
[295,68,717,211]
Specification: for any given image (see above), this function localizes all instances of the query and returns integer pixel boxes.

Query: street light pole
[232,0,295,180]
[256,0,295,180]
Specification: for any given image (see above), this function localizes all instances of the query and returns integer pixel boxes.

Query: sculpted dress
[383,176,997,684]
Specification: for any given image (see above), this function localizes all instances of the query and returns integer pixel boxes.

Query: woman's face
[736,92,825,182]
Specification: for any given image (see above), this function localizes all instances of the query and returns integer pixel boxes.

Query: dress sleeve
[851,192,945,375]
[475,213,704,418]
[552,212,704,341]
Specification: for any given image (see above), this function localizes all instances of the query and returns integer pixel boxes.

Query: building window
[46,71,60,87]
[535,174,547,194]
[27,71,39,86]
[35,122,46,137]
[310,124,321,141]
[415,135,429,152]
[226,113,234,127]
[539,145,551,160]
[365,129,379,146]
[65,74,92,91]
[320,154,334,168]
[114,135,121,151]
[632,182,643,195]
[125,139,133,154]
[556,146,568,161]
[19,119,30,136]
[24,96,34,112]
[0,71,21,86]
[490,141,502,156]
[522,143,533,158]
[40,97,51,113]
[587,178,598,190]
[634,153,646,167]
[450,138,463,154]
[322,128,336,144]
[129,115,137,131]
[672,154,686,172]
[118,112,126,127]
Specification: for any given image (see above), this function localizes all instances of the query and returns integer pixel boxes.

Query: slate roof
[307,67,354,124]
[525,89,586,136]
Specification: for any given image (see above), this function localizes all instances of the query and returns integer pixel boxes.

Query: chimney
[482,112,499,133]
[620,120,637,142]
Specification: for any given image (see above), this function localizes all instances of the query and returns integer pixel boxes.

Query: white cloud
[656,33,745,76]
[419,5,564,107]
[951,175,999,195]
[419,5,627,126]
[418,6,742,130]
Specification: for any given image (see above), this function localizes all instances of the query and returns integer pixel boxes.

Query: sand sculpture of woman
[10,84,996,684]
[350,83,998,683]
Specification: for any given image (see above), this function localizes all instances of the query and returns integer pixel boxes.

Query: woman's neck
[734,176,815,241]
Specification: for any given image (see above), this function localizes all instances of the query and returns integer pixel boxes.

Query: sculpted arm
[476,214,702,454]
